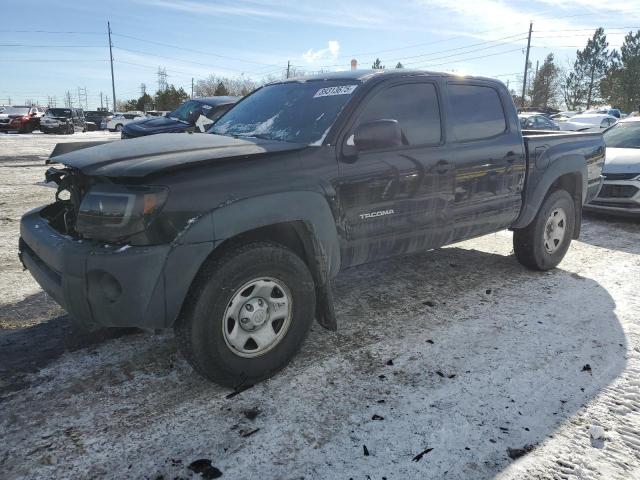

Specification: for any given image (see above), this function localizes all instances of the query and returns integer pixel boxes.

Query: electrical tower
[77,87,88,110]
[157,67,168,92]
[65,91,74,108]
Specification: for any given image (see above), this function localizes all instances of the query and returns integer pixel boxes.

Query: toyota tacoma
[19,70,605,387]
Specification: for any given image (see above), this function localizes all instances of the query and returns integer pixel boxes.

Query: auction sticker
[313,85,358,98]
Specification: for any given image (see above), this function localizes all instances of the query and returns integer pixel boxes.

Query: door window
[448,84,507,141]
[356,83,441,146]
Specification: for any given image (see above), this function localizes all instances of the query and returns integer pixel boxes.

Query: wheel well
[211,221,317,273]
[549,172,582,239]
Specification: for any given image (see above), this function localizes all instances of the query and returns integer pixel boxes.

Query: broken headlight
[75,184,168,242]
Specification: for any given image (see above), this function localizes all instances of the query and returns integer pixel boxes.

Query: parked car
[40,108,86,134]
[121,97,239,139]
[84,110,113,130]
[144,110,171,117]
[551,111,580,122]
[0,105,45,133]
[585,107,622,119]
[21,70,604,386]
[586,116,640,216]
[105,111,145,131]
[519,113,560,131]
[559,113,618,132]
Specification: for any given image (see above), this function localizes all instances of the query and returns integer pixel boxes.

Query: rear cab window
[355,82,442,147]
[448,83,507,142]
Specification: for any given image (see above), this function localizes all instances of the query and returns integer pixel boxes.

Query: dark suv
[84,110,113,131]
[40,108,86,134]
[121,97,238,139]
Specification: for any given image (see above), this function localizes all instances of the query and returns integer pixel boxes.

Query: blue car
[121,96,239,139]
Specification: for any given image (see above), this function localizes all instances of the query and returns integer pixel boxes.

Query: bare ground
[1,132,640,479]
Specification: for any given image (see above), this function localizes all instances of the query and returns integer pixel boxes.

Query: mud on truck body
[20,70,605,387]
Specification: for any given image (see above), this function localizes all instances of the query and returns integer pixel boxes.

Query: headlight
[75,184,168,242]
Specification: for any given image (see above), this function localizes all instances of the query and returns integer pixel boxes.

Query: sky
[1,0,639,109]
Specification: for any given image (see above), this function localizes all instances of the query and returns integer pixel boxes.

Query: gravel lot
[1,131,639,479]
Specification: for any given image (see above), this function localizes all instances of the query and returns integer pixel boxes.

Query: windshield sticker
[313,85,357,98]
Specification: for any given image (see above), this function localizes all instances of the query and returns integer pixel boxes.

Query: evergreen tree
[530,54,560,108]
[214,81,230,96]
[395,62,404,69]
[601,30,640,112]
[372,58,384,69]
[154,85,189,111]
[575,28,614,109]
[136,92,154,112]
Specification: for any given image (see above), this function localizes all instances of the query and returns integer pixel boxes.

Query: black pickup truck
[19,70,604,387]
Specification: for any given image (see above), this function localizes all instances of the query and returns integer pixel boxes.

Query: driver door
[334,80,456,267]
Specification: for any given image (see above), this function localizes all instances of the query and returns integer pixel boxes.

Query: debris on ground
[187,459,223,479]
[412,447,433,462]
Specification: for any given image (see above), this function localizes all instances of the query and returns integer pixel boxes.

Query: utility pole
[105,96,110,111]
[191,77,194,98]
[521,21,533,108]
[100,91,104,109]
[108,21,116,112]
[140,83,146,97]
[286,61,290,79]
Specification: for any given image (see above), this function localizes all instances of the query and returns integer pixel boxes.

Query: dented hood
[47,133,305,177]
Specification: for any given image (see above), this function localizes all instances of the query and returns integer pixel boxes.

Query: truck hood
[604,147,640,174]
[47,133,307,177]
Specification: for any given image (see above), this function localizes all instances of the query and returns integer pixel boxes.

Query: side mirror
[353,119,402,152]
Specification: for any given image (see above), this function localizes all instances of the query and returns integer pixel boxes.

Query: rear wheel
[175,242,316,387]
[115,124,123,132]
[513,189,575,271]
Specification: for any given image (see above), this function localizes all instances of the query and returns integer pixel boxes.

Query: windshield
[4,106,30,115]
[210,80,360,144]
[604,122,640,149]
[46,108,72,118]
[169,100,207,123]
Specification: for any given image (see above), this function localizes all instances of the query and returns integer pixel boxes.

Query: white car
[105,111,146,132]
[559,113,618,132]
[586,117,640,216]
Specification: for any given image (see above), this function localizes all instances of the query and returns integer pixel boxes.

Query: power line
[112,32,281,68]
[0,44,105,47]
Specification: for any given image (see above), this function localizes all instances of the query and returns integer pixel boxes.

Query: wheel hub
[543,207,567,254]
[239,297,269,331]
[222,277,293,358]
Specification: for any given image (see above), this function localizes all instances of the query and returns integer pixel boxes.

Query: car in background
[144,110,170,117]
[40,107,86,134]
[585,107,623,119]
[559,113,618,132]
[105,111,145,132]
[551,111,580,122]
[84,110,113,130]
[586,117,640,216]
[120,97,239,139]
[0,105,45,133]
[519,112,560,131]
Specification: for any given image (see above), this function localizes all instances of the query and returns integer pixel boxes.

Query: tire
[175,242,316,387]
[115,124,123,132]
[513,189,576,271]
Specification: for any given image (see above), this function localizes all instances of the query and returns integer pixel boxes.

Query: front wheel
[175,242,316,387]
[513,189,576,271]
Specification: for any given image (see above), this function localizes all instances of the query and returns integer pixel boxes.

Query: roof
[196,96,241,106]
[280,69,502,84]
[620,115,640,123]
[518,112,546,118]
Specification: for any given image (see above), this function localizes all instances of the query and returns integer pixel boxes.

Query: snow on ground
[1,133,640,479]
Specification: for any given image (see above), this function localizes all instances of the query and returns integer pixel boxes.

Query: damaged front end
[42,166,91,237]
[41,165,169,245]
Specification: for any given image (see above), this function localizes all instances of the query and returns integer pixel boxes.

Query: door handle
[435,160,451,175]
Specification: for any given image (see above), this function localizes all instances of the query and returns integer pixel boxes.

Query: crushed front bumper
[19,206,173,329]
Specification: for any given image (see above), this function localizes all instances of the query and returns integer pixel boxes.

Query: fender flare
[165,191,341,329]
[511,154,586,231]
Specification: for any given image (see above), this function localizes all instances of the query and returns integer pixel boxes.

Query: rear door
[444,82,526,240]
[335,79,456,267]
